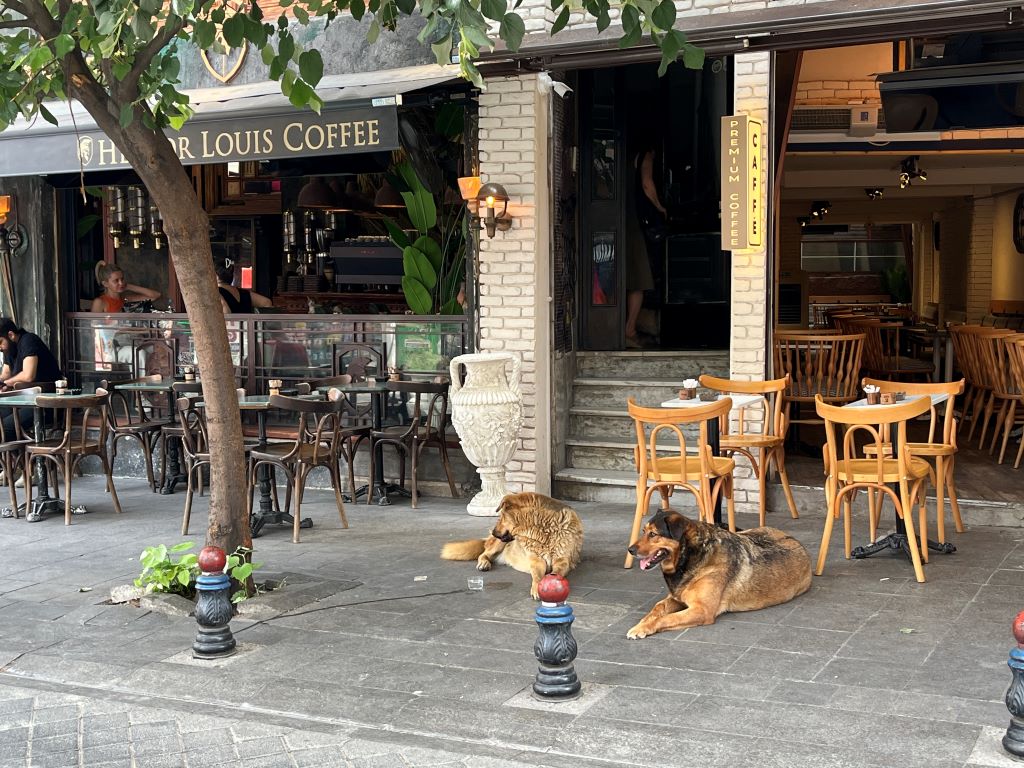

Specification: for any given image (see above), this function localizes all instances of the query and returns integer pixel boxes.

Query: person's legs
[626,290,644,343]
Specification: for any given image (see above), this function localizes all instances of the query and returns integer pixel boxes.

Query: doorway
[577,60,732,351]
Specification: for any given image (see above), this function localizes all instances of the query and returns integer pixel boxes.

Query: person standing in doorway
[625,143,668,349]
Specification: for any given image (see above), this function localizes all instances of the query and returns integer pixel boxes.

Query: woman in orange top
[91,261,161,312]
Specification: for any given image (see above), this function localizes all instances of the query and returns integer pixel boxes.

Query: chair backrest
[627,396,731,485]
[268,394,344,462]
[132,337,177,379]
[861,377,965,446]
[773,332,864,404]
[333,343,384,381]
[698,374,788,439]
[815,393,932,483]
[35,392,110,449]
[171,380,203,396]
[103,375,163,426]
[972,327,1015,390]
[175,396,208,461]
[992,334,1024,397]
[920,302,939,324]
[312,374,353,388]
[384,380,450,437]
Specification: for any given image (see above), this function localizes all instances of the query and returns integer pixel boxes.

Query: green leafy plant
[226,546,264,604]
[135,542,199,598]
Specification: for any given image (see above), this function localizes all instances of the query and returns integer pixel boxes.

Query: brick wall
[967,196,994,321]
[795,79,879,106]
[476,73,551,493]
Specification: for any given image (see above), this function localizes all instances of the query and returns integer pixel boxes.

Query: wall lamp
[865,188,884,201]
[475,182,512,238]
[0,195,23,255]
[899,156,927,189]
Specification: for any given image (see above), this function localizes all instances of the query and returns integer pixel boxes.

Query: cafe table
[903,326,955,382]
[115,377,180,494]
[0,390,82,518]
[197,393,321,537]
[840,395,957,563]
[659,394,762,528]
[316,381,404,506]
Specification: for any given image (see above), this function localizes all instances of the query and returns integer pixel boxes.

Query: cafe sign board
[0,104,400,176]
[720,115,764,251]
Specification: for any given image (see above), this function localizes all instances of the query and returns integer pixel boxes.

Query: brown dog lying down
[441,492,583,599]
[626,509,811,639]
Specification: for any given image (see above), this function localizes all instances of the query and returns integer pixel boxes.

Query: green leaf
[176,570,191,586]
[498,12,525,51]
[619,23,641,49]
[76,214,100,239]
[400,188,436,234]
[350,0,365,19]
[53,33,75,58]
[298,50,323,86]
[682,44,705,70]
[403,246,438,289]
[414,235,443,272]
[621,4,639,34]
[260,44,275,65]
[431,37,453,67]
[278,33,294,61]
[481,0,506,21]
[651,0,676,30]
[289,78,314,109]
[395,0,415,13]
[440,297,463,315]
[119,103,134,128]
[595,8,610,32]
[170,542,194,553]
[550,6,570,35]
[657,30,681,77]
[366,18,381,44]
[293,5,309,23]
[402,276,433,314]
[382,216,411,249]
[222,14,245,47]
[38,104,58,126]
[434,102,464,138]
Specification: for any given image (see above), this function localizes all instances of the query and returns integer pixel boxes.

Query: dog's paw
[530,585,540,600]
[475,556,492,572]
[626,622,652,640]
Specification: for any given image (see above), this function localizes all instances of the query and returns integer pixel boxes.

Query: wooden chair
[102,376,168,492]
[861,377,966,543]
[26,391,122,525]
[158,380,202,493]
[848,318,933,381]
[966,327,1015,446]
[176,396,253,536]
[366,380,458,508]
[333,343,385,381]
[318,378,372,497]
[814,394,932,583]
[625,397,736,568]
[989,334,1024,463]
[247,394,348,543]
[773,332,864,425]
[0,387,37,518]
[699,374,799,526]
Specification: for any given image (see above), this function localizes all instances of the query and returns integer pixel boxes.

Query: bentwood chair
[0,387,38,517]
[967,327,1015,447]
[333,343,385,381]
[159,380,202,493]
[625,397,736,568]
[699,374,799,525]
[247,394,348,543]
[815,394,932,583]
[773,332,864,426]
[26,391,122,525]
[849,318,934,381]
[861,377,966,544]
[989,335,1024,463]
[102,376,168,492]
[366,380,458,508]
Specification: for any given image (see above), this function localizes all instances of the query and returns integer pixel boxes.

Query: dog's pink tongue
[639,556,653,570]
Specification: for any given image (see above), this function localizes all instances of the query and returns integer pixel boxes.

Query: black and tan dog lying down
[626,509,811,639]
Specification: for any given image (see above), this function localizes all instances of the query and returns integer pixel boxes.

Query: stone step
[553,467,638,504]
[572,378,689,410]
[570,408,634,440]
[567,438,637,473]
[576,350,729,379]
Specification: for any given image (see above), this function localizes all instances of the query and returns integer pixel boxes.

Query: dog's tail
[440,539,487,561]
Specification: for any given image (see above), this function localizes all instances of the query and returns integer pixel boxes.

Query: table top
[197,394,322,411]
[316,381,390,395]
[844,393,949,408]
[661,394,762,409]
[0,392,85,406]
[116,378,179,392]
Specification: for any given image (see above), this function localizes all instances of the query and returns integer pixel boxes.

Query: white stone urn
[449,352,523,516]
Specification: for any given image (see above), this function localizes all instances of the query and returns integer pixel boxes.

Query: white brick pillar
[967,195,994,322]
[477,74,552,494]
[730,52,771,516]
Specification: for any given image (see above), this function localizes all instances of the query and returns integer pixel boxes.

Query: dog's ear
[663,511,686,542]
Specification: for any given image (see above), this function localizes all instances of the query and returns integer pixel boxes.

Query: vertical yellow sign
[720,115,764,251]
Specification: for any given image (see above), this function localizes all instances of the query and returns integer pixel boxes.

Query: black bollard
[533,573,582,700]
[1005,610,1024,756]
[192,546,237,660]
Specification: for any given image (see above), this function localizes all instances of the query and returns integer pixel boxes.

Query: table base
[351,483,412,507]
[250,510,313,538]
[18,497,64,518]
[851,533,957,561]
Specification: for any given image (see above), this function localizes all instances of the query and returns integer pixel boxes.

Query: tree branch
[16,0,58,39]
[0,19,27,28]
[124,18,184,95]
[1,0,29,16]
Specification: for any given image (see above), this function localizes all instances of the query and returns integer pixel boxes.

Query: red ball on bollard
[537,574,569,603]
[198,546,226,574]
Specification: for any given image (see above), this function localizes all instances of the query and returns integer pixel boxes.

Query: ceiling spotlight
[798,217,810,228]
[865,188,884,201]
[899,156,927,188]
[809,200,832,220]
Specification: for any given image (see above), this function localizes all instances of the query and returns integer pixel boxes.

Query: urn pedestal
[449,352,523,517]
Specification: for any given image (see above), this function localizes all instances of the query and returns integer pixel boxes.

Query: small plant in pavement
[135,542,199,599]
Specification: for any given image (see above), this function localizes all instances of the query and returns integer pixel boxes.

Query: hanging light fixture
[127,186,147,249]
[107,187,126,249]
[899,156,927,189]
[149,201,164,249]
[865,188,884,201]
[297,177,336,209]
[373,178,405,209]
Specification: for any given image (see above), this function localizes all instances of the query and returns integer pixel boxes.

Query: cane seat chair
[773,332,864,425]
[26,391,122,525]
[625,397,737,568]
[366,380,458,508]
[247,394,348,543]
[860,377,966,544]
[815,394,932,583]
[699,374,799,526]
[0,387,38,517]
[101,376,168,492]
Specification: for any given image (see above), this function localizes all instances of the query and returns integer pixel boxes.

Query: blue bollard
[192,547,237,660]
[532,574,581,700]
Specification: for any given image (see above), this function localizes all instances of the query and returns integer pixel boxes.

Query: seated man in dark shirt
[0,318,63,436]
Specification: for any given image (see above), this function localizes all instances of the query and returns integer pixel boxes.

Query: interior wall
[992,192,1024,301]
[939,202,971,315]
[795,44,891,106]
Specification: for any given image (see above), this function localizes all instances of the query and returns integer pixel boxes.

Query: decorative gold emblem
[77,136,94,166]
[200,0,249,84]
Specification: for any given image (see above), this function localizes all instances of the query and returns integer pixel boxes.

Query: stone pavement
[1,476,1023,767]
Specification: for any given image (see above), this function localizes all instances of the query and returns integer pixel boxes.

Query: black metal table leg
[250,410,311,536]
